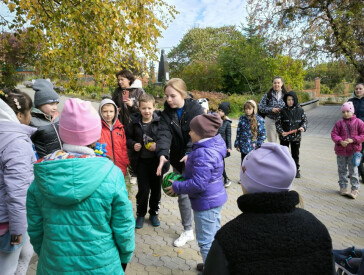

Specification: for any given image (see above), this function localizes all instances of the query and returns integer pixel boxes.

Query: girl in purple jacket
[331,101,364,199]
[0,89,36,274]
[165,113,228,272]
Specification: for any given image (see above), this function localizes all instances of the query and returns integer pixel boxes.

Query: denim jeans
[193,205,222,263]
[337,155,360,190]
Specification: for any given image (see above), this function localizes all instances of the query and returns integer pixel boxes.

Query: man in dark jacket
[203,143,334,275]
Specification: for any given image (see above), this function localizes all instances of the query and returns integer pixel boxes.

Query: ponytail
[0,88,32,115]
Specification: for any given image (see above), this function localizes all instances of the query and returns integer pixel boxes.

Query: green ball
[162,172,185,197]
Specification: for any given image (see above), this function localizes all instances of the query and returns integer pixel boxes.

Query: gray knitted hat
[33,79,59,107]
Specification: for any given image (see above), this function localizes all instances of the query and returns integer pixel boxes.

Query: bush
[320,84,333,94]
[144,83,164,98]
[296,92,310,103]
[0,63,17,89]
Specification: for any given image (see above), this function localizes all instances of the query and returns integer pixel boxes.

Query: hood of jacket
[99,98,120,129]
[192,134,227,158]
[33,156,114,205]
[283,91,299,108]
[0,98,19,123]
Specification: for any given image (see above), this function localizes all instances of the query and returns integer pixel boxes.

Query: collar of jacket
[237,190,299,214]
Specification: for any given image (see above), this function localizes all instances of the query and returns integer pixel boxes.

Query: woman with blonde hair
[156,78,204,249]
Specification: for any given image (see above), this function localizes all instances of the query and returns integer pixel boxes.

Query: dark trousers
[222,159,228,180]
[241,153,247,165]
[136,158,162,217]
[280,140,301,170]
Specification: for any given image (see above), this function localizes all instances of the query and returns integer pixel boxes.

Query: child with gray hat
[30,79,62,158]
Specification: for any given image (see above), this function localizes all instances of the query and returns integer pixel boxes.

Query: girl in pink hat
[331,101,364,199]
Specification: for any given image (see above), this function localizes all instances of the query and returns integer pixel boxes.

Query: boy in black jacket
[275,91,307,178]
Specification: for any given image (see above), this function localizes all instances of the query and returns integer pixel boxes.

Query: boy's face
[286,96,294,107]
[217,109,225,118]
[342,110,353,119]
[101,104,116,125]
[139,101,155,120]
[39,102,58,117]
[189,129,201,143]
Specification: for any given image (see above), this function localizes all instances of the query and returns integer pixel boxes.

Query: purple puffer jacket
[0,100,37,235]
[172,134,228,211]
[331,115,364,156]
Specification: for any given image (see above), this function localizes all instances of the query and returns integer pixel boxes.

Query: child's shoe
[196,263,204,271]
[135,216,144,229]
[149,215,160,227]
[224,178,231,188]
[295,170,301,178]
[333,246,362,258]
[130,176,137,185]
[339,188,348,196]
[347,189,359,199]
[335,255,358,275]
[173,230,194,247]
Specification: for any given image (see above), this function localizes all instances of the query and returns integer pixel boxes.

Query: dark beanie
[190,113,222,139]
[33,79,60,107]
[218,102,230,115]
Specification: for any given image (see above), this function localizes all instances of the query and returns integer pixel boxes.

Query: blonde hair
[244,101,258,138]
[164,78,188,99]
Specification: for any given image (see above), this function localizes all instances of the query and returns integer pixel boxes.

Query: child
[26,98,135,274]
[203,143,333,274]
[156,78,204,247]
[0,89,36,275]
[331,101,364,199]
[30,79,62,158]
[235,100,266,163]
[275,91,307,178]
[98,98,129,176]
[217,102,232,187]
[165,113,228,272]
[126,94,169,229]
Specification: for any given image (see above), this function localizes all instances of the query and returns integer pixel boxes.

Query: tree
[247,0,364,82]
[1,0,177,88]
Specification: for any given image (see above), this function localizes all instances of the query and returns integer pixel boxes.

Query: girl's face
[244,105,254,116]
[355,84,364,99]
[165,86,185,109]
[189,129,201,143]
[16,110,32,125]
[342,110,353,119]
[273,78,283,91]
[217,109,225,118]
[286,96,294,107]
[118,76,131,89]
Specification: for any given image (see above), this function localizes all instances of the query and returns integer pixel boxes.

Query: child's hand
[346,138,354,144]
[282,132,289,137]
[124,98,133,107]
[165,184,176,196]
[272,108,280,113]
[156,155,168,176]
[298,127,305,132]
[180,155,188,163]
[134,143,142,151]
[227,149,232,153]
[147,142,156,151]
[236,147,240,152]
[340,140,348,147]
[11,234,22,245]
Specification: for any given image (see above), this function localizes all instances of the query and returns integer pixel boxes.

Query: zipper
[52,123,63,150]
[110,129,116,162]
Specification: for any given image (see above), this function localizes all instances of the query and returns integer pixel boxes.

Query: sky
[157,0,248,53]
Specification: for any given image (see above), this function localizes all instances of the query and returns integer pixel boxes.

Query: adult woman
[156,78,204,248]
[0,89,36,274]
[258,76,287,143]
[112,69,145,126]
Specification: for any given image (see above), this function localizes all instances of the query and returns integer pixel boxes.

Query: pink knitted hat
[341,102,354,113]
[59,98,101,146]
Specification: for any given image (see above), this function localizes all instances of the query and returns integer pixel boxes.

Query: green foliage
[296,92,310,103]
[0,63,17,89]
[320,84,333,95]
[144,83,164,98]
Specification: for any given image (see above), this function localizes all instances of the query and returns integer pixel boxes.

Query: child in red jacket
[98,98,129,175]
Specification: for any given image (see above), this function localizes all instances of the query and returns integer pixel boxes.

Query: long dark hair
[116,69,135,88]
[111,88,130,126]
[267,76,287,100]
[0,88,32,115]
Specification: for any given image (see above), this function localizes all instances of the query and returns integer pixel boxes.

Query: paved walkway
[23,91,363,274]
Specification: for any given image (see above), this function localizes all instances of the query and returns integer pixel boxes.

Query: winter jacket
[156,98,204,173]
[26,150,135,274]
[348,94,364,121]
[217,118,232,151]
[30,108,62,158]
[275,92,307,142]
[258,90,286,120]
[234,115,266,154]
[0,99,36,236]
[98,99,129,175]
[203,191,334,275]
[172,135,228,211]
[331,115,364,156]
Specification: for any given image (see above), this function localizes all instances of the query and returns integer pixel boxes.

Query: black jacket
[349,95,364,122]
[30,108,62,158]
[275,92,307,142]
[203,191,334,275]
[156,98,203,173]
[217,118,232,152]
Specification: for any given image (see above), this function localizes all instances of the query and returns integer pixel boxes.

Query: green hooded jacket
[26,155,135,274]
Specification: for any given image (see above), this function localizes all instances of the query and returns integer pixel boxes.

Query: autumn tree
[247,0,364,82]
[1,0,176,88]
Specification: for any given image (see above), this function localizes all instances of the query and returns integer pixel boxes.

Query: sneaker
[295,170,301,178]
[173,230,194,247]
[135,216,144,229]
[348,189,359,199]
[196,263,204,271]
[335,256,358,275]
[130,177,137,185]
[339,188,348,196]
[333,246,362,258]
[224,179,231,188]
[149,215,160,227]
